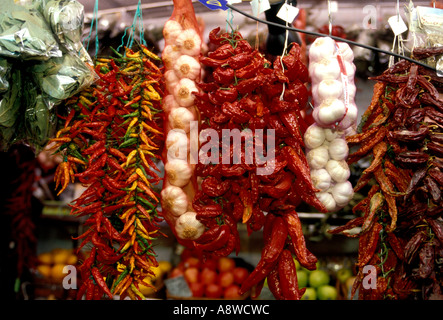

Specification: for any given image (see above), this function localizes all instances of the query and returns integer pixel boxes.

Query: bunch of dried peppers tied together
[189,27,328,299]
[330,47,443,299]
[49,44,165,300]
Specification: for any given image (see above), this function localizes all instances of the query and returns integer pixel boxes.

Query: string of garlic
[304,36,358,212]
[161,16,204,241]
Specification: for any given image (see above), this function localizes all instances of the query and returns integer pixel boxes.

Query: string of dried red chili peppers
[330,48,443,300]
[50,44,165,300]
[193,27,327,300]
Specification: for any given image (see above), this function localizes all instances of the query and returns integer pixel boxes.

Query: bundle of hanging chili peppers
[49,45,165,300]
[192,27,327,300]
[330,47,443,300]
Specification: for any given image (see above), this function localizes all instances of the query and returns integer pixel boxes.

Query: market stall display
[0,0,441,302]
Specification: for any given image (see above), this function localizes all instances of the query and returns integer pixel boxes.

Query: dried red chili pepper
[283,210,317,270]
[213,67,235,85]
[266,265,284,300]
[208,43,234,59]
[194,224,230,252]
[278,249,305,300]
[239,217,287,294]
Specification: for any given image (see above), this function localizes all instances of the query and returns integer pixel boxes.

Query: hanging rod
[227,3,438,72]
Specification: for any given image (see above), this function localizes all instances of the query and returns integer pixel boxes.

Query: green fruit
[336,268,352,284]
[301,287,317,300]
[317,285,338,300]
[293,258,301,270]
[297,270,308,288]
[308,270,330,288]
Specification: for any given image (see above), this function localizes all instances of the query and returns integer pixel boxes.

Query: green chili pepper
[118,137,138,149]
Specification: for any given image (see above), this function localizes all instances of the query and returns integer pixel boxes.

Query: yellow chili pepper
[142,90,161,101]
[129,255,135,273]
[130,284,146,300]
[135,217,149,235]
[138,149,151,170]
[141,111,152,121]
[142,46,160,61]
[136,168,150,187]
[79,95,94,106]
[120,240,132,253]
[97,58,112,63]
[141,121,162,135]
[125,149,138,168]
[126,117,139,135]
[55,126,71,138]
[117,262,126,273]
[125,49,141,59]
[128,180,138,191]
[136,228,155,240]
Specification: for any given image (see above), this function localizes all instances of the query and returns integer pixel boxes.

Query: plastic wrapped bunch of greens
[0,0,62,60]
[0,0,94,153]
[30,49,94,109]
[0,68,22,151]
[0,58,12,93]
[22,74,58,151]
[41,0,92,65]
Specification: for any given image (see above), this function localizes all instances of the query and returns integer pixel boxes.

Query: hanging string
[118,0,145,53]
[279,0,290,101]
[327,0,333,36]
[83,0,99,58]
[255,0,261,50]
[389,0,405,67]
[226,7,234,33]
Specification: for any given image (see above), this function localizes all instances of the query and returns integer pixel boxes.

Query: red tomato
[184,267,199,284]
[232,267,249,284]
[169,267,184,278]
[205,283,223,299]
[218,257,235,273]
[202,259,218,270]
[184,256,201,269]
[223,284,242,299]
[189,282,205,297]
[218,271,235,288]
[201,268,218,285]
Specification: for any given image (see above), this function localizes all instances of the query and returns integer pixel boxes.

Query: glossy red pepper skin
[227,52,255,70]
[236,55,262,79]
[209,86,238,104]
[91,267,113,299]
[194,225,222,244]
[267,265,284,300]
[201,176,230,197]
[279,111,305,146]
[283,211,317,270]
[213,67,235,85]
[194,224,230,252]
[208,43,234,59]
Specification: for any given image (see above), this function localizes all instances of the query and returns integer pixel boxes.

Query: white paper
[388,15,408,35]
[329,1,338,13]
[276,3,299,23]
[251,0,270,16]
